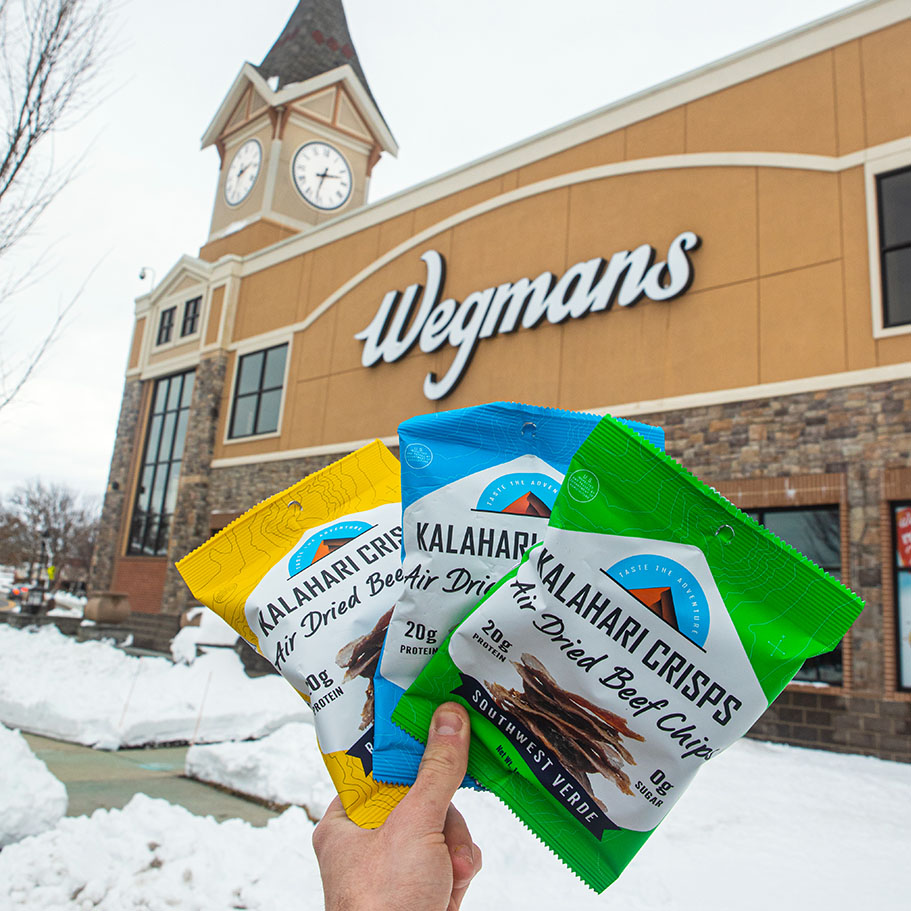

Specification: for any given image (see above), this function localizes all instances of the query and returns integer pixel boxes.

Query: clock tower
[201,0,397,254]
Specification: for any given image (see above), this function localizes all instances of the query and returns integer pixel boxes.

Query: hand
[313,702,482,911]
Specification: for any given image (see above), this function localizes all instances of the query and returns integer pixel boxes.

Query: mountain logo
[474,472,561,517]
[288,521,373,578]
[604,554,710,649]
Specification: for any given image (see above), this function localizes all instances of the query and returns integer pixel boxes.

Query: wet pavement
[23,733,278,826]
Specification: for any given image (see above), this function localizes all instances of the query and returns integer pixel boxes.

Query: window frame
[743,504,844,686]
[889,500,911,694]
[181,296,202,338]
[715,473,851,693]
[865,144,911,338]
[876,164,911,329]
[156,306,176,346]
[225,340,291,442]
[126,369,195,557]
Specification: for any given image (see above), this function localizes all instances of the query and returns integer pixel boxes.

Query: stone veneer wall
[89,376,144,594]
[637,377,911,763]
[105,367,911,761]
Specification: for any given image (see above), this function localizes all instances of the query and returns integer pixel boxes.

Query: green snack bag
[393,415,863,892]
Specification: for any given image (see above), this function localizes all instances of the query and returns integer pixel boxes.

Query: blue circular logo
[606,554,710,648]
[288,521,372,577]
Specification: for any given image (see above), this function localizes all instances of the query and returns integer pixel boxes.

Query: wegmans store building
[90,0,911,762]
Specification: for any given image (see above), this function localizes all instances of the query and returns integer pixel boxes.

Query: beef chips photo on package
[372,401,664,786]
[177,441,408,828]
[392,415,863,891]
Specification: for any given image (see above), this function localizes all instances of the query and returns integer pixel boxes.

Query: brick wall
[749,689,911,762]
[111,556,169,615]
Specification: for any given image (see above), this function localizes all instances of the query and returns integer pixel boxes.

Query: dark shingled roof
[257,0,385,125]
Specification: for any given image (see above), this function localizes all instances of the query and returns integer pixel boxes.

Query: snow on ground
[0,795,322,911]
[188,728,911,910]
[46,592,87,617]
[0,624,308,749]
[2,741,910,909]
[185,722,335,821]
[0,723,67,848]
[2,620,908,907]
[170,608,240,664]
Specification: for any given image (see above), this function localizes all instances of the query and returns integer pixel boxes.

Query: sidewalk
[23,733,279,827]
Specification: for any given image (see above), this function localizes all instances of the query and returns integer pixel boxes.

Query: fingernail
[434,709,463,735]
[452,844,475,884]
[453,843,473,861]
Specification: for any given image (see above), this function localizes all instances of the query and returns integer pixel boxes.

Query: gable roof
[200,61,397,155]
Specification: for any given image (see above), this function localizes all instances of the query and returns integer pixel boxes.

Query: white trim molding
[864,139,911,338]
[212,434,399,469]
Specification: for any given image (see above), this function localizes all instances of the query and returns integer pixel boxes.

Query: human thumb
[396,702,470,831]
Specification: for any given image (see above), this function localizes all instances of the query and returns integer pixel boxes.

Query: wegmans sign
[355,231,701,400]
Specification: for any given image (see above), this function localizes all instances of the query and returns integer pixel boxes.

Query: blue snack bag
[373,401,664,785]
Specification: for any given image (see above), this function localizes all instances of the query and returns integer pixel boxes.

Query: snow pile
[46,591,87,616]
[187,733,911,910]
[1,742,910,909]
[186,722,336,820]
[0,723,67,848]
[170,608,239,664]
[0,795,323,910]
[0,624,308,749]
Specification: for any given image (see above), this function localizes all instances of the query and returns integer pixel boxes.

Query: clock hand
[316,167,330,197]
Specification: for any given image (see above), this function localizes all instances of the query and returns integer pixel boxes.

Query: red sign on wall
[896,507,911,568]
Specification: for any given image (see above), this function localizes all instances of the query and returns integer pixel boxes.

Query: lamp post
[25,529,50,615]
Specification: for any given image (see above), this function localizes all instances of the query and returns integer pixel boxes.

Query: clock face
[291,141,353,211]
[224,139,262,206]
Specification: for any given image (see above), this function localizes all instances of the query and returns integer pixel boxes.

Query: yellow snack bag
[177,440,408,827]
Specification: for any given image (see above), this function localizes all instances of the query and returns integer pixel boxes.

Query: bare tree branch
[0,0,111,412]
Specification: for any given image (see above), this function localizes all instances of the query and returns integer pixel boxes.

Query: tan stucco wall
[203,18,911,460]
[147,337,200,367]
[205,286,225,346]
[128,318,145,370]
[199,219,297,262]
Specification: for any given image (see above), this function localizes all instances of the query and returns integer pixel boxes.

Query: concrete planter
[84,592,131,624]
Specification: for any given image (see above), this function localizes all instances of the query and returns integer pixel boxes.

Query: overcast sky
[0,0,862,501]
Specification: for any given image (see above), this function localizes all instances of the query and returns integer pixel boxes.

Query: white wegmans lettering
[354,231,701,399]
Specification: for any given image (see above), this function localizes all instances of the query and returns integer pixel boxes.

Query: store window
[156,306,176,345]
[127,370,195,556]
[891,502,911,691]
[228,343,288,439]
[745,506,843,684]
[877,164,911,328]
[181,296,201,337]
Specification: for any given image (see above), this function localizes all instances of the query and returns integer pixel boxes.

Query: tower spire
[258,1,375,99]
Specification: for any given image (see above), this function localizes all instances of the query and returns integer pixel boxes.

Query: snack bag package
[392,416,863,891]
[372,402,665,786]
[177,441,408,828]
